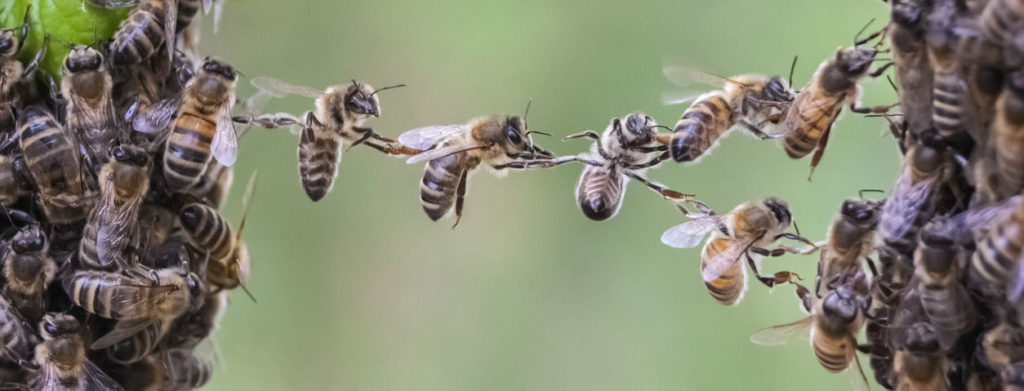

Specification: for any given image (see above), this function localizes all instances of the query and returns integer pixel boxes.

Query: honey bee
[187,159,232,208]
[662,67,796,162]
[926,0,975,154]
[878,136,956,257]
[563,113,692,221]
[781,32,892,178]
[660,198,814,306]
[0,6,44,133]
[16,105,94,225]
[0,295,37,367]
[61,45,119,169]
[979,0,1024,49]
[913,220,976,350]
[180,171,255,299]
[751,277,870,388]
[1,223,55,324]
[991,72,1024,199]
[248,77,412,201]
[122,347,212,391]
[399,114,584,227]
[78,145,152,271]
[892,322,950,391]
[981,321,1024,373]
[970,196,1024,299]
[136,58,237,192]
[106,320,171,365]
[28,314,124,390]
[162,290,226,349]
[889,0,934,137]
[109,0,178,65]
[816,196,883,297]
[1006,362,1024,391]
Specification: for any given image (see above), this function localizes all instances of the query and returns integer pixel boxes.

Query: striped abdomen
[994,88,1024,197]
[420,149,471,221]
[931,68,967,143]
[18,107,89,224]
[971,208,1024,294]
[177,0,202,32]
[164,112,215,191]
[108,320,169,364]
[811,330,854,372]
[298,123,341,202]
[670,93,734,162]
[982,0,1024,45]
[65,271,186,320]
[701,237,745,306]
[110,0,171,65]
[892,36,933,136]
[782,88,843,159]
[162,348,213,389]
[0,296,37,364]
[574,164,625,221]
[919,285,972,341]
[0,154,22,205]
[179,203,233,260]
[190,161,233,208]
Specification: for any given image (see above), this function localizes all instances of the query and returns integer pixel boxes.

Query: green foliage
[2,0,130,80]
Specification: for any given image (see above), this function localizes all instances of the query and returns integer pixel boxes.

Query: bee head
[820,287,859,324]
[837,47,876,76]
[11,224,45,253]
[63,45,103,73]
[761,76,795,103]
[344,81,381,118]
[40,314,80,339]
[891,0,923,28]
[618,113,656,144]
[840,199,880,225]
[201,58,237,81]
[762,197,791,228]
[902,322,940,353]
[0,30,16,57]
[111,145,151,168]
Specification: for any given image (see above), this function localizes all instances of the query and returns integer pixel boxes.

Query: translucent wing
[660,216,721,248]
[212,0,225,33]
[250,77,323,99]
[202,0,213,12]
[661,91,706,106]
[397,124,468,151]
[878,171,934,240]
[133,97,181,134]
[80,360,126,391]
[663,66,748,89]
[90,318,158,349]
[211,105,238,166]
[87,0,138,8]
[945,195,1022,239]
[847,348,870,391]
[405,143,488,164]
[701,235,758,282]
[750,316,813,346]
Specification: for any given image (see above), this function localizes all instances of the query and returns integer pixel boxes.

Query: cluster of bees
[3,0,1024,389]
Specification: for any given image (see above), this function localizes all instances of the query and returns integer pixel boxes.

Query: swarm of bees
[5,0,1024,388]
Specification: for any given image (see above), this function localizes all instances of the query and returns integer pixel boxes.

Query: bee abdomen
[702,238,744,306]
[671,95,733,162]
[919,288,971,334]
[297,127,340,202]
[813,341,852,372]
[177,0,202,31]
[971,225,1023,290]
[164,349,213,389]
[932,71,966,141]
[575,166,624,221]
[180,203,233,260]
[108,321,165,364]
[66,272,120,318]
[164,114,215,191]
[110,0,169,65]
[419,155,461,221]
[982,0,1024,44]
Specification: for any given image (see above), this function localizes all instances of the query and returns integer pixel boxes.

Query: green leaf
[2,0,132,81]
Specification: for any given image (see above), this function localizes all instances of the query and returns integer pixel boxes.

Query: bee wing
[662,65,749,89]
[398,124,469,151]
[661,91,708,106]
[879,171,934,239]
[250,77,323,99]
[81,359,126,391]
[90,318,157,349]
[405,143,488,164]
[749,316,813,346]
[132,97,181,134]
[660,216,721,248]
[68,92,116,134]
[202,0,213,12]
[946,195,1023,238]
[211,105,238,166]
[847,348,870,391]
[701,235,758,282]
[212,0,225,33]
[164,0,178,63]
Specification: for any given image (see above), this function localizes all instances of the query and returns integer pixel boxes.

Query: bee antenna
[45,34,73,50]
[886,74,899,93]
[649,124,674,132]
[523,98,533,127]
[234,69,247,77]
[853,18,876,46]
[238,278,258,304]
[788,55,798,87]
[369,83,407,97]
[792,220,803,237]
[859,189,885,199]
[524,130,551,137]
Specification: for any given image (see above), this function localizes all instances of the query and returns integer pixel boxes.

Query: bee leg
[16,4,29,50]
[807,123,833,181]
[868,62,895,78]
[773,232,819,253]
[631,145,668,153]
[20,37,46,79]
[864,256,879,279]
[622,170,694,200]
[740,121,782,140]
[744,251,790,288]
[562,130,600,141]
[451,169,468,230]
[346,128,375,151]
[623,153,669,170]
[849,102,898,114]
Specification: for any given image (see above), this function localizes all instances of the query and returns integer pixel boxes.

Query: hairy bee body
[162,290,226,349]
[811,286,865,373]
[29,314,123,390]
[79,145,152,271]
[878,140,953,257]
[62,46,118,168]
[575,163,625,221]
[980,0,1024,46]
[17,106,92,224]
[421,141,477,221]
[0,154,25,205]
[190,160,233,208]
[982,322,1024,372]
[701,237,747,305]
[179,203,232,260]
[817,199,881,297]
[111,0,174,65]
[64,269,191,320]
[177,0,202,32]
[2,224,55,324]
[163,59,236,191]
[298,113,344,202]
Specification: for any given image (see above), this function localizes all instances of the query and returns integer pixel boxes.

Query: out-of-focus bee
[1,222,55,324]
[878,136,956,257]
[912,220,976,350]
[926,0,974,155]
[188,157,232,208]
[247,77,412,201]
[136,59,238,191]
[661,67,796,162]
[979,0,1024,49]
[563,113,692,221]
[61,45,119,168]
[892,322,949,391]
[991,72,1024,199]
[661,198,814,306]
[109,0,178,66]
[106,320,171,365]
[0,295,37,366]
[162,290,226,349]
[970,196,1024,299]
[0,152,27,206]
[751,277,870,388]
[0,6,45,133]
[981,321,1024,374]
[399,114,584,227]
[122,347,212,391]
[79,145,152,271]
[17,105,94,225]
[1006,362,1024,391]
[781,31,892,178]
[28,314,124,390]
[181,171,255,298]
[889,0,934,138]
[816,196,883,297]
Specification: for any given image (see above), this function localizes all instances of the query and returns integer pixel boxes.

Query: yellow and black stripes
[982,0,1024,45]
[670,94,733,162]
[177,0,202,32]
[931,69,967,143]
[111,0,172,65]
[180,203,233,260]
[701,238,745,306]
[813,337,853,372]
[420,152,467,221]
[971,210,1024,294]
[164,348,213,389]
[575,164,625,221]
[17,106,89,224]
[164,114,215,191]
[783,92,842,159]
[108,321,167,364]
[298,125,340,202]
[0,296,36,363]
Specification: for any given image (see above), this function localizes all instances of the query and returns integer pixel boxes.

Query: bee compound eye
[506,125,522,145]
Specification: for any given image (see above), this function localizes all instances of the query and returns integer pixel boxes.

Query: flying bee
[816,196,883,297]
[0,294,38,367]
[562,113,693,221]
[135,58,237,192]
[0,6,45,133]
[399,113,585,227]
[991,72,1024,199]
[61,45,119,169]
[912,220,976,350]
[247,76,412,201]
[889,0,934,138]
[109,0,178,65]
[892,322,950,391]
[28,314,124,391]
[751,277,870,388]
[122,347,212,391]
[781,29,893,178]
[1,222,55,324]
[662,67,796,162]
[79,145,152,271]
[16,105,94,225]
[660,198,815,306]
[878,135,956,257]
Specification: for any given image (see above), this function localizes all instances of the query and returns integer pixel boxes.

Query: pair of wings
[399,125,484,164]
[247,76,327,135]
[878,166,936,241]
[132,96,238,167]
[749,317,870,391]
[660,213,764,282]
[28,358,124,391]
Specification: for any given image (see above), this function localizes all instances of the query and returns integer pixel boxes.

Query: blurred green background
[196,0,901,389]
